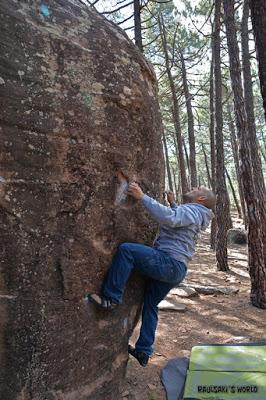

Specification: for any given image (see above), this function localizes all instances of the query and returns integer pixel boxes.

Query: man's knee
[118,242,132,253]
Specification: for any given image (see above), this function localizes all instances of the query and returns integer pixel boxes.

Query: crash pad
[183,342,266,400]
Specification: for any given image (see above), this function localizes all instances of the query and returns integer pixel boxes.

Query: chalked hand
[166,191,175,205]
[127,182,144,200]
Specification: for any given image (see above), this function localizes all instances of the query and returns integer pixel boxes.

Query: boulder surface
[0,1,164,399]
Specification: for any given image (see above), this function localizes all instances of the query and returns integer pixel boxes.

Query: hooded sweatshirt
[141,194,213,265]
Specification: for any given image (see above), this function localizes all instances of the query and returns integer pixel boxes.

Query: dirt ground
[122,224,266,400]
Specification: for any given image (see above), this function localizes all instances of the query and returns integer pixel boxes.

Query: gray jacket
[142,194,213,265]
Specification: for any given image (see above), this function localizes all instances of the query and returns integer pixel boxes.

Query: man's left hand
[166,191,175,205]
[127,183,144,200]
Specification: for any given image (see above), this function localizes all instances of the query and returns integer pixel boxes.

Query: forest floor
[122,218,266,400]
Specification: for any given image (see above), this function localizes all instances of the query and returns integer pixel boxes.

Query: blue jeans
[102,243,187,356]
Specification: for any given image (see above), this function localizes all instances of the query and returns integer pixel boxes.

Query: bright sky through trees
[89,0,208,49]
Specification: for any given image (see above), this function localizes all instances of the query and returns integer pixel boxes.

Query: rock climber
[87,184,215,367]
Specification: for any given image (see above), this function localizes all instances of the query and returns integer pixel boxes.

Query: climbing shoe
[87,293,118,310]
[128,344,149,367]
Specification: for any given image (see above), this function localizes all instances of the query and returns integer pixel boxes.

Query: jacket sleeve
[141,194,198,227]
[170,202,178,209]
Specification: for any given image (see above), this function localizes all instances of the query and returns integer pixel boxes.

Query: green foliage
[93,0,266,193]
[141,0,265,192]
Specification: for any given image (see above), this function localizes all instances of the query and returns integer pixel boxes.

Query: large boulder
[0,1,164,399]
[227,228,247,245]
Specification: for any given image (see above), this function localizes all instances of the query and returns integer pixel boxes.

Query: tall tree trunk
[227,102,247,226]
[214,0,229,271]
[201,144,212,188]
[242,0,266,257]
[225,167,242,218]
[158,15,188,195]
[209,45,217,250]
[224,0,266,308]
[180,50,197,188]
[134,0,143,52]
[162,130,174,191]
[172,136,182,202]
[171,166,179,200]
[182,137,190,187]
[198,172,206,187]
[249,0,266,121]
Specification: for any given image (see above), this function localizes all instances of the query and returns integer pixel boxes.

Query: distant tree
[214,0,229,271]
[92,0,173,52]
[162,130,174,191]
[241,0,266,258]
[158,13,189,194]
[179,49,197,187]
[226,102,247,225]
[225,167,242,219]
[223,0,266,308]
[209,36,217,250]
[249,0,266,121]
[134,0,143,51]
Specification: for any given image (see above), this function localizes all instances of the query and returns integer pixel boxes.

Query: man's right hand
[166,191,175,205]
[127,182,144,200]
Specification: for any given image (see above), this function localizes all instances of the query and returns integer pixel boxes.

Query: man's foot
[128,345,149,367]
[87,293,118,310]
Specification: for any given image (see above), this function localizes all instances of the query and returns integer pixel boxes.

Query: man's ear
[197,195,206,204]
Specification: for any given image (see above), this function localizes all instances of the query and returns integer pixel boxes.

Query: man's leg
[129,260,187,365]
[88,242,159,309]
[134,279,174,356]
[102,242,179,304]
[88,242,186,314]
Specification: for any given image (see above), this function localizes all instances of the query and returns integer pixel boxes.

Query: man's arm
[127,183,196,227]
[166,191,178,209]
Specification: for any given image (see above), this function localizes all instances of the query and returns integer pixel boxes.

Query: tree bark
[162,130,174,191]
[209,44,217,250]
[172,136,182,202]
[171,166,179,199]
[201,144,212,188]
[225,167,242,218]
[180,50,197,188]
[182,136,190,185]
[158,14,189,195]
[134,0,143,52]
[224,0,266,308]
[227,102,247,226]
[214,0,229,271]
[242,0,266,257]
[249,0,266,121]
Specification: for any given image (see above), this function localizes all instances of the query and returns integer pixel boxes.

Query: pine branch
[142,21,158,31]
[150,0,173,3]
[117,13,134,25]
[124,25,135,30]
[141,11,157,24]
[102,1,134,14]
[142,1,159,23]
[194,2,214,32]
[116,0,130,4]
[143,32,161,47]
[190,19,212,39]
[158,69,168,81]
[140,0,149,9]
[90,0,101,5]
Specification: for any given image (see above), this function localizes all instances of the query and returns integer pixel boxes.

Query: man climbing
[87,184,215,367]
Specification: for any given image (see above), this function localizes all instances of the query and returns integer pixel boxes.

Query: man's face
[182,186,205,204]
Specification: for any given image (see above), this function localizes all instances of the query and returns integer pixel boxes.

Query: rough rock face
[0,1,164,399]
